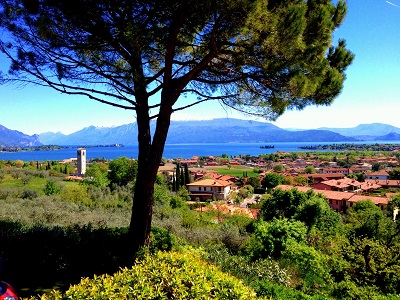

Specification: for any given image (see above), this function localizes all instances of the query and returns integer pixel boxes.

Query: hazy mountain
[38,118,355,145]
[40,123,140,145]
[319,123,400,137]
[374,132,400,141]
[39,131,67,145]
[11,119,400,146]
[0,124,42,147]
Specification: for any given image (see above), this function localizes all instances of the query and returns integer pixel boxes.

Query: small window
[198,187,201,191]
[204,187,206,191]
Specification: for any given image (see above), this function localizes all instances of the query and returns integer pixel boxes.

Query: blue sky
[1,0,400,135]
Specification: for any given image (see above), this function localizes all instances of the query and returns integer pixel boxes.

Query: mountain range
[0,124,41,147]
[2,119,400,147]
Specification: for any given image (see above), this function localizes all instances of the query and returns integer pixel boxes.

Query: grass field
[159,163,256,178]
[205,165,256,177]
[0,173,79,192]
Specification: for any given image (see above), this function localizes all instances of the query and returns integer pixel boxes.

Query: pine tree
[0,0,354,254]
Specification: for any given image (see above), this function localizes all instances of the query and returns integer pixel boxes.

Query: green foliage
[203,244,292,289]
[238,184,254,199]
[43,180,61,196]
[0,221,130,297]
[341,237,400,295]
[60,184,91,205]
[261,188,314,221]
[261,172,286,189]
[21,188,39,199]
[294,195,340,233]
[388,194,400,221]
[149,226,175,253]
[245,219,307,260]
[294,175,308,186]
[304,166,316,174]
[84,162,110,187]
[389,167,400,180]
[346,200,387,240]
[33,249,259,300]
[254,281,314,300]
[247,176,261,188]
[108,157,137,187]
[177,186,191,201]
[282,240,332,293]
[273,164,285,172]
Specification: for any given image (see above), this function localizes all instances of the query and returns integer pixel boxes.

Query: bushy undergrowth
[0,221,130,297]
[0,195,131,227]
[24,249,260,300]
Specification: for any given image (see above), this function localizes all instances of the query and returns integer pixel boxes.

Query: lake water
[1,141,400,161]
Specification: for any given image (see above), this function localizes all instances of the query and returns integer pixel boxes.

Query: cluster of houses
[177,154,400,217]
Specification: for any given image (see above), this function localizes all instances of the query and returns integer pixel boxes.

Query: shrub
[149,226,175,253]
[27,249,260,300]
[203,244,291,288]
[44,181,61,196]
[21,188,39,199]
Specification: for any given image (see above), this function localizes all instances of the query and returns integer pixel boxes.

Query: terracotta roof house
[321,168,349,175]
[366,179,400,188]
[313,178,362,192]
[275,184,311,193]
[347,194,388,211]
[275,185,353,212]
[186,178,231,201]
[218,175,237,183]
[307,173,346,184]
[360,181,382,192]
[275,184,390,213]
[317,190,354,212]
[365,170,389,180]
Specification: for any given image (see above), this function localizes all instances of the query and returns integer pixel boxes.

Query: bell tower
[77,148,86,175]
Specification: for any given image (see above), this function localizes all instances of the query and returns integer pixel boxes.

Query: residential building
[321,168,349,175]
[365,170,389,180]
[307,173,346,184]
[313,178,362,192]
[186,178,231,201]
[365,179,400,189]
[275,184,391,213]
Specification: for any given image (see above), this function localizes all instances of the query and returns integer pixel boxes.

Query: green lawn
[0,173,79,192]
[207,165,256,177]
[0,174,47,190]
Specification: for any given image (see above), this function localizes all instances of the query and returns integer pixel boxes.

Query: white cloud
[386,1,400,8]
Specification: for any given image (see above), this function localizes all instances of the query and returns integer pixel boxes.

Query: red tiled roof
[186,178,231,187]
[365,170,389,176]
[348,195,388,205]
[316,190,354,201]
[366,179,400,187]
[275,185,311,193]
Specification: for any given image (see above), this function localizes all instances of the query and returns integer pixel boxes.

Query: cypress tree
[180,166,185,186]
[184,164,190,184]
[176,163,181,191]
[172,172,176,192]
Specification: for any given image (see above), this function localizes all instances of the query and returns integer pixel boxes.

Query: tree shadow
[0,221,131,298]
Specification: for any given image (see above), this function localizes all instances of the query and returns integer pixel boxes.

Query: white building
[77,148,86,175]
[186,178,231,201]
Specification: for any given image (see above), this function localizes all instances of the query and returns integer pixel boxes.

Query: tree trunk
[128,103,173,257]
